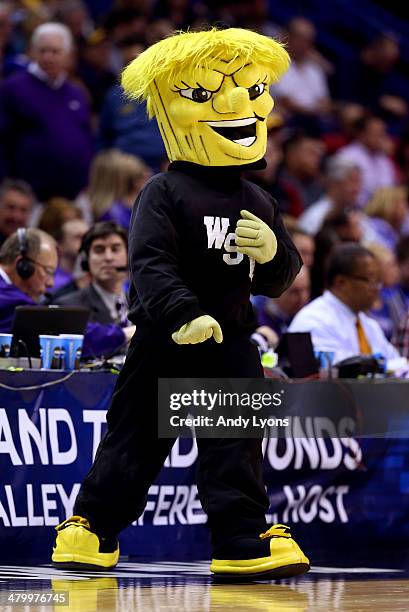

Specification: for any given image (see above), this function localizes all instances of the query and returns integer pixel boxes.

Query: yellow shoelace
[55,515,91,532]
[259,524,291,539]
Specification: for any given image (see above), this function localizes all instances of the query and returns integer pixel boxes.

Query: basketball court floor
[0,560,408,611]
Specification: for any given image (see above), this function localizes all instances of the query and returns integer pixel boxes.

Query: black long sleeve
[251,198,302,297]
[127,162,301,338]
[128,176,205,334]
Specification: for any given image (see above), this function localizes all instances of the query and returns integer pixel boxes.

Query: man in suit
[55,222,132,332]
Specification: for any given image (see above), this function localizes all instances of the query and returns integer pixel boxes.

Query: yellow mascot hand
[235,210,277,264]
[172,315,223,345]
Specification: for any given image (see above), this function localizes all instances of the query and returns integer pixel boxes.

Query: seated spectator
[0,179,35,246]
[288,243,399,363]
[54,222,134,337]
[255,265,310,339]
[278,132,325,212]
[272,17,332,130]
[0,229,58,328]
[76,150,150,228]
[0,22,93,200]
[298,157,362,236]
[337,114,397,206]
[363,186,409,250]
[0,228,131,358]
[365,242,401,340]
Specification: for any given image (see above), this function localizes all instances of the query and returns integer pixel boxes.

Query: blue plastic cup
[314,351,335,369]
[0,333,13,358]
[39,335,62,369]
[59,334,84,370]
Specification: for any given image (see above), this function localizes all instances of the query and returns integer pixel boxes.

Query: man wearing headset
[0,228,57,330]
[0,227,134,358]
[55,222,132,330]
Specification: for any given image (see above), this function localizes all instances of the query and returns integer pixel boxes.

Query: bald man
[0,228,57,326]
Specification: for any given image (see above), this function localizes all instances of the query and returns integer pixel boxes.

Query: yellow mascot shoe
[210,524,310,580]
[52,516,119,570]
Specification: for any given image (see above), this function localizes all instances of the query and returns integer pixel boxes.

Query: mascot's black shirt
[127,160,302,338]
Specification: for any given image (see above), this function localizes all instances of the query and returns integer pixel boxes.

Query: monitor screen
[277,332,319,378]
[10,305,89,357]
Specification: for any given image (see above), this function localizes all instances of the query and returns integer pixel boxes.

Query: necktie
[356,317,372,355]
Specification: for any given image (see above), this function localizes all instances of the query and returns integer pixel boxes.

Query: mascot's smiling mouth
[206,117,257,147]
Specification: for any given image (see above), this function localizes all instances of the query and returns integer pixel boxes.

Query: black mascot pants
[74,328,269,554]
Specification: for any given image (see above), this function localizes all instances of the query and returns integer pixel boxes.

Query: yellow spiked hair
[121,28,290,118]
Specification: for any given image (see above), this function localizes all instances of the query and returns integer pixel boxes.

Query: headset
[80,238,90,272]
[79,225,103,273]
[16,227,35,279]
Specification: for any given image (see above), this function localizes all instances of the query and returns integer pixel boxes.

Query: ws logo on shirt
[203,216,243,266]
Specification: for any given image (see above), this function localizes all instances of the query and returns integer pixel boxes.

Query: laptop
[277,332,319,378]
[10,305,90,358]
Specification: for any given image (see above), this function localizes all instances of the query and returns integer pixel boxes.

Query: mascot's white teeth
[232,136,257,147]
[206,118,257,128]
[208,118,258,145]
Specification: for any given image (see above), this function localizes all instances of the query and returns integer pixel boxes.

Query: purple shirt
[0,71,93,200]
[0,275,125,358]
[0,275,33,332]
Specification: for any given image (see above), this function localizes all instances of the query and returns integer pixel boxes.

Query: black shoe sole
[212,562,310,583]
[52,561,115,571]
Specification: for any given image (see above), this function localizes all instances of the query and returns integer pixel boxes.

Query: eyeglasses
[347,274,382,289]
[26,257,56,278]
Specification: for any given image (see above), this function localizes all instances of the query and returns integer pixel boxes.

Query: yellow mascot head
[121,28,290,166]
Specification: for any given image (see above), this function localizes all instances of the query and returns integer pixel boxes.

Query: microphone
[115,266,128,272]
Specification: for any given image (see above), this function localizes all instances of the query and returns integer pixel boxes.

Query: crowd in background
[2,0,409,363]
